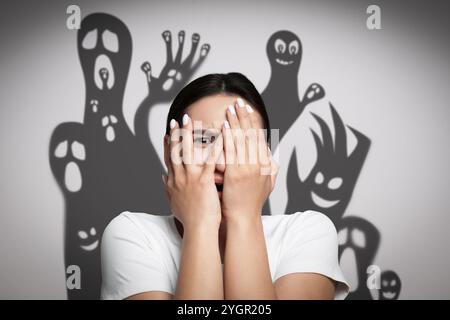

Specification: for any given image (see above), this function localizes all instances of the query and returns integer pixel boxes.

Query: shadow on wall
[49,13,210,299]
[49,13,401,300]
[262,30,401,300]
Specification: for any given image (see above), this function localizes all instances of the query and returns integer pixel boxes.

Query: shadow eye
[382,280,388,287]
[102,30,119,52]
[274,38,286,54]
[391,280,396,286]
[328,177,343,190]
[337,228,348,245]
[314,171,324,184]
[78,231,88,239]
[71,141,86,161]
[55,140,68,158]
[351,228,366,248]
[288,40,299,55]
[90,227,96,236]
[82,29,98,49]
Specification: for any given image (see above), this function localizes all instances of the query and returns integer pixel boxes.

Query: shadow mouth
[94,54,115,89]
[382,291,396,299]
[80,240,99,251]
[311,191,340,208]
[276,58,293,65]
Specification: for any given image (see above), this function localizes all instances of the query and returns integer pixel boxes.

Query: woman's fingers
[234,98,252,131]
[235,98,253,165]
[241,101,265,167]
[226,103,245,165]
[226,103,240,129]
[258,130,270,168]
[269,149,279,189]
[229,98,265,166]
[181,113,193,168]
[169,118,184,178]
[222,120,236,168]
[163,134,172,176]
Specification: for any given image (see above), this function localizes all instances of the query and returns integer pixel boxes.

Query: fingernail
[246,104,254,113]
[228,105,236,115]
[224,120,230,129]
[182,114,190,125]
[237,97,245,108]
[170,119,176,129]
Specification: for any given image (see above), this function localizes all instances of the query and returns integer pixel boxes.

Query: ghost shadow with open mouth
[49,13,210,299]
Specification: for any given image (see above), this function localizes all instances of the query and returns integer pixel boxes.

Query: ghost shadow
[285,103,370,224]
[261,30,402,299]
[49,13,210,299]
[262,30,325,149]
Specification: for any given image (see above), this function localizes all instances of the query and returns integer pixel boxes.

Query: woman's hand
[221,98,278,223]
[163,114,223,231]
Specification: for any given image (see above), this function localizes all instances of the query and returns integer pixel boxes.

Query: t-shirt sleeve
[100,213,173,300]
[274,211,350,300]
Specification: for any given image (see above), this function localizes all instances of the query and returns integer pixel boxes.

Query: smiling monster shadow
[262,30,402,299]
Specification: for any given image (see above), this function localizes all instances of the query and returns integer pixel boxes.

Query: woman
[101,72,349,300]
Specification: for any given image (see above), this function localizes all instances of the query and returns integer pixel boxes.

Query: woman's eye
[194,137,211,145]
[193,132,217,146]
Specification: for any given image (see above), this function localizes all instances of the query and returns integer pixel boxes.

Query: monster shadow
[49,13,210,299]
[339,219,401,300]
[285,103,371,226]
[283,102,376,299]
[262,30,325,149]
[338,216,380,300]
[282,97,400,299]
[379,270,401,300]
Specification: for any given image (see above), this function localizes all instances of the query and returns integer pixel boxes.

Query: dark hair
[165,72,271,142]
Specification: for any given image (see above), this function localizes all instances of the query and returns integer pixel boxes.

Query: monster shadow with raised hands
[49,13,210,299]
[262,30,325,148]
[134,30,210,147]
[285,103,371,226]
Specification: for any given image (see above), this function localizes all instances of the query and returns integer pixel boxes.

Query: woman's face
[185,93,265,198]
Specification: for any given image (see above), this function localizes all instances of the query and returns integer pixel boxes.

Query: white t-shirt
[101,210,349,300]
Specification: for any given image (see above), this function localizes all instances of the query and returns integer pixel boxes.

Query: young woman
[101,73,349,300]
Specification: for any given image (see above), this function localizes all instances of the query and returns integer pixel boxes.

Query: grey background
[0,0,449,299]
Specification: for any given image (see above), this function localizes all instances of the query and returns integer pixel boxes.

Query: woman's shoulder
[290,210,336,231]
[268,211,349,299]
[103,211,173,243]
[263,210,337,239]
